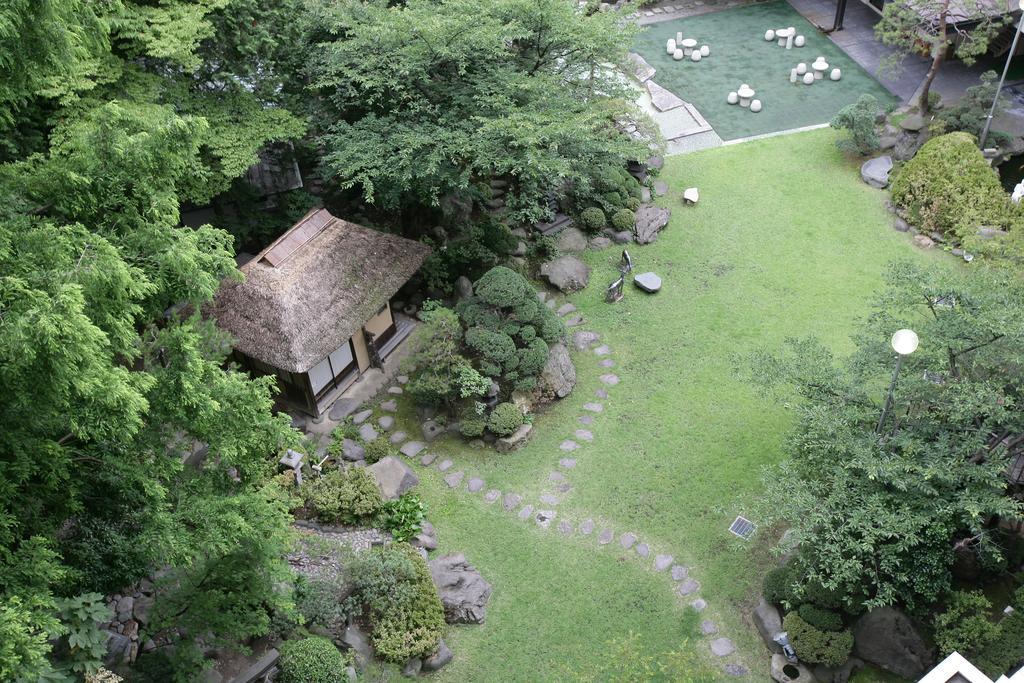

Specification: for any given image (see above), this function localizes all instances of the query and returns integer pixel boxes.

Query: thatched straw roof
[210,209,430,373]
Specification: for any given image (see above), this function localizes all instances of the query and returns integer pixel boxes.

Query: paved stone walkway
[325,296,749,678]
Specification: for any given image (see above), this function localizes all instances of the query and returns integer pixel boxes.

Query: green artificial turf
[378,129,946,681]
[633,1,897,140]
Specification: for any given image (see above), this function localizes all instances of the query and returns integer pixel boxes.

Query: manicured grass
[633,1,897,140]
[386,129,944,680]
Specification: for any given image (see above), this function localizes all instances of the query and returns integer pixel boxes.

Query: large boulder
[860,156,893,189]
[753,598,783,654]
[495,423,532,452]
[634,205,671,244]
[556,227,588,253]
[540,256,590,293]
[341,624,373,671]
[366,456,419,500]
[893,130,926,161]
[813,657,865,683]
[538,343,576,400]
[421,639,454,672]
[429,554,493,624]
[852,607,934,680]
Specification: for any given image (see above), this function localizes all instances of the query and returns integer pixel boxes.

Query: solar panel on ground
[729,516,756,540]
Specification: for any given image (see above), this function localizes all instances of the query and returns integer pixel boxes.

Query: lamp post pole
[980,0,1024,149]
[876,329,919,435]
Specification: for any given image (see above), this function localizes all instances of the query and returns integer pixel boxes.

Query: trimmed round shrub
[465,326,517,374]
[625,196,642,211]
[783,612,853,667]
[487,402,524,436]
[515,338,549,379]
[363,437,391,464]
[474,265,533,309]
[459,408,487,437]
[762,566,796,606]
[579,207,606,233]
[798,604,843,632]
[611,209,635,232]
[278,636,350,683]
[304,467,383,524]
[801,579,844,611]
[601,191,626,210]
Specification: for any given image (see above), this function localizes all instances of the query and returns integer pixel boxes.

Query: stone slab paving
[599,374,620,386]
[380,400,397,411]
[559,458,577,469]
[437,459,454,472]
[620,532,637,549]
[517,504,534,521]
[467,478,485,493]
[677,578,700,596]
[593,345,611,356]
[578,415,594,425]
[710,638,735,657]
[701,620,718,635]
[484,490,500,503]
[539,493,559,506]
[580,519,595,535]
[503,493,522,512]
[654,555,674,571]
[420,452,437,467]
[400,441,425,457]
[598,528,614,545]
[389,431,407,445]
[444,471,464,488]
[670,565,688,581]
[635,543,650,558]
[378,415,394,430]
[574,429,593,442]
[358,424,378,442]
[352,409,373,424]
[559,439,579,451]
[582,402,603,413]
[599,359,615,368]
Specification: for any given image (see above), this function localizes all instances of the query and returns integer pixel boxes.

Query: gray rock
[654,555,673,571]
[564,313,583,327]
[437,459,453,472]
[358,423,378,442]
[633,272,662,293]
[582,402,603,413]
[377,415,394,430]
[812,657,865,683]
[710,638,735,657]
[559,521,573,534]
[627,52,656,82]
[402,657,422,677]
[518,504,534,521]
[559,458,577,469]
[328,399,360,421]
[132,596,153,625]
[420,452,437,467]
[598,528,614,544]
[115,595,134,622]
[559,439,579,451]
[701,620,718,635]
[575,429,593,441]
[503,493,522,511]
[380,399,398,411]
[103,631,133,666]
[535,509,556,528]
[484,489,500,503]
[860,155,893,189]
[367,456,419,500]
[900,113,924,131]
[580,519,595,535]
[653,180,668,196]
[590,236,612,250]
[340,438,365,461]
[512,240,528,257]
[647,155,664,171]
[635,543,650,557]
[496,423,533,452]
[977,226,1009,240]
[634,205,671,244]
[352,409,373,425]
[620,532,637,549]
[773,654,816,682]
[422,639,453,672]
[429,554,493,624]
[754,598,783,654]
[611,229,633,244]
[455,276,473,300]
[571,330,600,350]
[342,624,373,670]
[599,358,614,368]
[422,420,445,441]
[853,607,934,679]
[557,302,577,317]
[557,227,588,253]
[389,430,407,445]
[894,130,925,161]
[647,80,685,112]
[690,598,707,611]
[444,470,464,488]
[540,255,591,293]
[539,493,559,506]
[725,664,748,677]
[670,566,687,581]
[400,441,425,458]
[893,217,910,232]
[388,385,403,395]
[345,666,357,682]
[878,134,898,150]
[677,578,700,596]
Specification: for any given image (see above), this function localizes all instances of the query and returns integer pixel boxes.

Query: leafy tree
[749,262,1024,611]
[933,591,998,656]
[875,0,1006,114]
[403,301,490,408]
[830,94,881,155]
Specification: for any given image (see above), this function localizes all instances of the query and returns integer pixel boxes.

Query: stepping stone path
[503,493,522,512]
[598,528,614,545]
[571,331,600,350]
[536,510,556,528]
[559,458,577,469]
[636,543,650,558]
[599,359,615,368]
[710,638,735,657]
[724,664,748,677]
[539,493,559,506]
[564,314,583,327]
[654,555,673,571]
[593,345,611,356]
[401,441,425,458]
[580,519,595,535]
[518,505,534,521]
[358,424,378,442]
[444,471,464,488]
[380,400,398,411]
[599,374,620,386]
[467,478,485,493]
[437,459,454,472]
[484,490,500,503]
[691,598,707,612]
[390,431,407,445]
[558,521,573,535]
[579,415,594,425]
[575,429,593,442]
[582,402,603,413]
[671,565,688,581]
[620,532,637,549]
[352,409,373,425]
[549,471,566,482]
[557,303,576,316]
[421,452,437,466]
[387,386,403,395]
[396,375,408,384]
[378,415,394,430]
[677,579,700,596]
[701,620,718,635]
[595,389,608,399]
[559,440,579,451]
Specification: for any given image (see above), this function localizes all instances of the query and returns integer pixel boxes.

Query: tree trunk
[918,1,950,114]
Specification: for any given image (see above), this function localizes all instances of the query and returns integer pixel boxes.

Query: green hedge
[278,636,351,683]
[783,612,853,667]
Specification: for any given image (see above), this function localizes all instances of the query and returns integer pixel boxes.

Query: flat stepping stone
[724,664,748,677]
[549,471,566,482]
[571,330,601,350]
[539,493,559,506]
[352,409,373,425]
[559,458,577,469]
[420,452,437,466]
[328,398,360,420]
[380,400,398,411]
[517,504,534,521]
[484,489,500,503]
[535,510,556,528]
[389,431,407,445]
[437,459,454,472]
[595,388,608,399]
[400,441,425,457]
[556,482,572,493]
[444,471,464,488]
[671,565,689,581]
[634,272,662,293]
[635,543,650,558]
[358,423,378,442]
[575,429,593,442]
[387,386,403,395]
[580,519,595,535]
[620,532,637,549]
[710,638,735,657]
[646,80,685,112]
[701,620,718,635]
[598,528,614,545]
[503,493,522,511]
[677,579,701,596]
[599,374,620,386]
[599,359,615,368]
[467,478,485,493]
[564,314,583,327]
[690,598,707,612]
[559,439,579,451]
[654,555,673,571]
[377,415,395,430]
[558,521,573,535]
[593,345,611,356]
[557,303,576,316]
[579,415,595,425]
[582,402,603,413]
[653,180,669,196]
[396,374,409,384]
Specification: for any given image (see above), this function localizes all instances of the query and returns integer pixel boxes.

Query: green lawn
[633,1,897,140]
[380,129,943,681]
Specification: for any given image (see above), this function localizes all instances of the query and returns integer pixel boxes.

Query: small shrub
[625,196,642,211]
[611,208,635,232]
[579,206,606,233]
[459,405,487,437]
[363,438,391,464]
[763,566,796,606]
[830,94,880,155]
[801,579,844,611]
[277,636,350,683]
[528,235,559,260]
[379,494,426,543]
[487,402,524,436]
[304,468,383,524]
[783,612,854,667]
[296,576,351,630]
[933,590,998,657]
[798,604,843,632]
[974,609,1024,678]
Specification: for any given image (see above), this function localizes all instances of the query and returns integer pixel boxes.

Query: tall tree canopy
[750,262,1024,611]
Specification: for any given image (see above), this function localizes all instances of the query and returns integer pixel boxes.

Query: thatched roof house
[211,208,430,415]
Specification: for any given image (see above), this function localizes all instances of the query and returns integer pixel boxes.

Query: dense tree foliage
[750,262,1024,611]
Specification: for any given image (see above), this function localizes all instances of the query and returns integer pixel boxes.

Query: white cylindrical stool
[803,72,814,85]
[667,38,677,55]
[796,62,807,75]
[790,68,798,84]
[750,99,762,113]
[812,56,828,80]
[700,44,710,57]
[691,51,701,62]
[830,67,842,81]
[727,91,739,104]
[737,84,755,107]
[673,48,684,61]
[676,31,684,44]
[681,38,697,56]
[794,34,805,47]
[765,29,776,41]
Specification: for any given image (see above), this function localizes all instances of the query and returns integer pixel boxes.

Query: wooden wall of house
[351,304,395,372]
